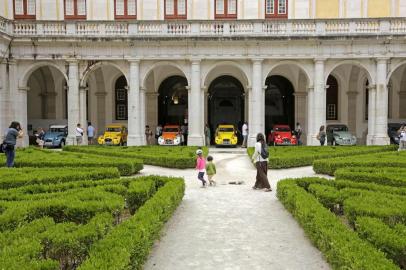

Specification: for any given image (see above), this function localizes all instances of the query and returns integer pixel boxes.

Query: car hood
[333,131,353,138]
[102,132,121,137]
[162,133,179,139]
[44,132,65,139]
[274,131,292,138]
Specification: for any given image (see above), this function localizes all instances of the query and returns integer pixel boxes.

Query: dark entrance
[158,76,188,125]
[208,76,245,142]
[265,75,295,134]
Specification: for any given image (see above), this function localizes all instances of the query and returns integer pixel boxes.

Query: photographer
[2,121,24,167]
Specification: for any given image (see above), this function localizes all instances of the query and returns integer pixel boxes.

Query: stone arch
[203,61,251,90]
[325,60,374,86]
[265,60,313,88]
[387,60,406,85]
[141,61,189,90]
[20,61,68,88]
[80,61,128,88]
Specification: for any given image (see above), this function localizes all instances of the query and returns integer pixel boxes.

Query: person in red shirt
[195,149,206,187]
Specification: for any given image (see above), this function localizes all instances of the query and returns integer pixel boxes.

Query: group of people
[195,132,272,192]
[75,122,96,145]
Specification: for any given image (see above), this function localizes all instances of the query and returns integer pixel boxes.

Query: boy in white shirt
[76,123,84,145]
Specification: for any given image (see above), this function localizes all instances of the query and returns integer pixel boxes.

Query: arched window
[65,0,86,20]
[115,0,137,19]
[265,0,288,19]
[115,76,128,120]
[326,75,338,120]
[215,0,237,19]
[14,0,36,19]
[165,0,187,19]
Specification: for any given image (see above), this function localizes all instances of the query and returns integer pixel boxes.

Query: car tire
[60,140,65,148]
[332,140,337,146]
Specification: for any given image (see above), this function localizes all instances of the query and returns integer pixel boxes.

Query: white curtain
[77,0,86,16]
[177,0,186,15]
[166,0,175,15]
[65,0,74,15]
[27,0,36,15]
[216,0,224,15]
[128,0,137,16]
[227,0,236,14]
[15,0,24,15]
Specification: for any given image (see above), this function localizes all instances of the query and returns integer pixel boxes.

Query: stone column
[347,91,358,135]
[0,62,8,141]
[306,87,314,145]
[17,87,29,147]
[188,59,204,146]
[374,58,390,145]
[127,59,143,146]
[140,87,146,145]
[66,60,80,145]
[311,59,326,145]
[79,87,88,145]
[249,59,264,147]
[367,85,377,145]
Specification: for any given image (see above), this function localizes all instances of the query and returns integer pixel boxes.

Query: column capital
[66,59,79,64]
[346,91,359,96]
[367,84,377,90]
[293,92,308,97]
[251,58,263,64]
[18,86,30,92]
[314,57,327,63]
[79,86,88,92]
[146,92,159,97]
[140,87,147,92]
[376,57,390,63]
[127,58,141,64]
[201,86,207,92]
[190,58,201,64]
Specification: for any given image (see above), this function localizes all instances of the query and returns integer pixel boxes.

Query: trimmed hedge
[356,217,406,268]
[64,145,208,169]
[0,167,120,189]
[78,177,185,270]
[247,145,395,169]
[335,167,406,187]
[313,151,406,176]
[0,148,143,176]
[277,179,398,269]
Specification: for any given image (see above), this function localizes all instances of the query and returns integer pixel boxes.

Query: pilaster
[0,62,8,142]
[66,60,80,145]
[374,58,390,145]
[188,58,204,146]
[127,59,143,146]
[17,86,29,147]
[249,58,264,147]
[140,87,146,145]
[79,87,88,145]
[367,84,377,145]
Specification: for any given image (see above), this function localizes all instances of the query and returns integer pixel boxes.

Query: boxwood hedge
[247,145,395,169]
[64,145,208,169]
[335,167,406,187]
[0,148,143,176]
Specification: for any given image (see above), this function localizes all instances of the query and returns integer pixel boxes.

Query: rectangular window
[65,0,86,19]
[278,0,287,14]
[116,104,128,120]
[115,0,137,19]
[327,104,337,120]
[215,0,237,19]
[265,0,274,14]
[266,0,288,18]
[14,0,36,19]
[165,0,187,19]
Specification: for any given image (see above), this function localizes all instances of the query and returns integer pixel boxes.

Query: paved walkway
[142,148,331,270]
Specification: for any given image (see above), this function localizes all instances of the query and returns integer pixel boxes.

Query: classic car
[267,125,297,146]
[158,125,182,145]
[215,124,238,147]
[326,124,357,146]
[388,123,403,145]
[98,124,127,146]
[43,125,68,148]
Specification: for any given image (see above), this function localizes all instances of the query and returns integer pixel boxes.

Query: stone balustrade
[0,17,405,38]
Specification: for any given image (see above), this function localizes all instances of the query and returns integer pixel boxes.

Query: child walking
[206,155,216,186]
[196,149,207,187]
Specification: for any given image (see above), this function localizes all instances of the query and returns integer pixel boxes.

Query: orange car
[158,125,182,146]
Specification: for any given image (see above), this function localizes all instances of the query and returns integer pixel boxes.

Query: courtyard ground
[141,148,332,270]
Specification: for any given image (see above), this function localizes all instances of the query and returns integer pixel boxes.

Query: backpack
[260,143,269,159]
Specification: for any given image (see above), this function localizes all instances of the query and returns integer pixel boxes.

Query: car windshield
[49,128,65,133]
[106,127,121,132]
[274,127,291,132]
[331,126,348,132]
[164,128,179,132]
[219,128,234,132]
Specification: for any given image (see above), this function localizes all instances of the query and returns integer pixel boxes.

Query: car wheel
[60,140,65,148]
[332,140,336,146]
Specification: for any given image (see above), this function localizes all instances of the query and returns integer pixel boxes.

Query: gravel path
[142,149,331,270]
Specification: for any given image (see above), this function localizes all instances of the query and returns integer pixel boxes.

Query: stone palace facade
[0,0,405,146]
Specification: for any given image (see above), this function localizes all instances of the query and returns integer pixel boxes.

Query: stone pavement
[141,148,331,270]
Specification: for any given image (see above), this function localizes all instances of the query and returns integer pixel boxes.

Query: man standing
[242,121,248,148]
[398,124,406,151]
[87,122,95,145]
[295,122,303,146]
[76,123,84,145]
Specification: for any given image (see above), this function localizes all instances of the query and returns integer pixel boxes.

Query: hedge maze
[0,148,185,270]
[278,150,406,269]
